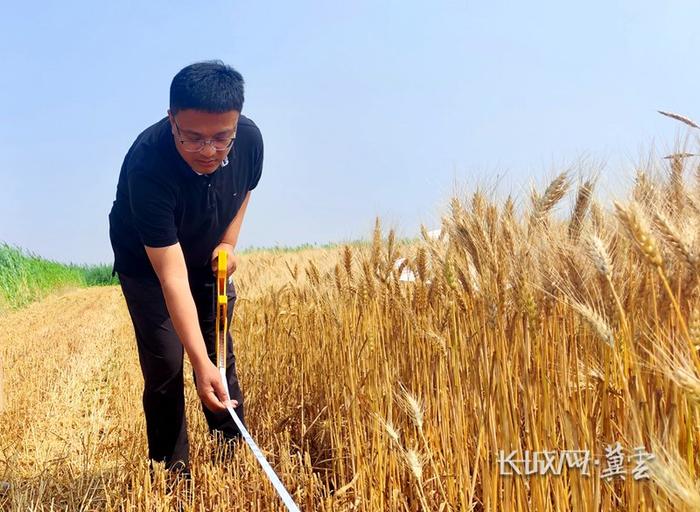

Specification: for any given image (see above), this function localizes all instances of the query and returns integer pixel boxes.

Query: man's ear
[167,110,176,134]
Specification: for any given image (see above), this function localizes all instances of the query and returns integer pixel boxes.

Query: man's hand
[211,242,238,277]
[193,359,239,412]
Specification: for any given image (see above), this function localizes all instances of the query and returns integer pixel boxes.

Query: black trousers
[118,271,245,472]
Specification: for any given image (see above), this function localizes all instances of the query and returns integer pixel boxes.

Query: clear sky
[1,1,698,265]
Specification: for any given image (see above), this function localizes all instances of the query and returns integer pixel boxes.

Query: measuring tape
[216,250,302,512]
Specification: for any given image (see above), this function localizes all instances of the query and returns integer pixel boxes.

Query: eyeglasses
[173,117,236,153]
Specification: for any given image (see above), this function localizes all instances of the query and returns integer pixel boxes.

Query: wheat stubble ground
[0,248,338,512]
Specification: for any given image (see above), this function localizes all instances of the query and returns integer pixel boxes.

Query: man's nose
[201,143,217,158]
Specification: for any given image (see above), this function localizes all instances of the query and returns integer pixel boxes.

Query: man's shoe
[169,470,194,512]
[148,459,191,489]
[165,462,191,491]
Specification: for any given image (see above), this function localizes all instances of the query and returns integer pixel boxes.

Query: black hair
[169,60,245,114]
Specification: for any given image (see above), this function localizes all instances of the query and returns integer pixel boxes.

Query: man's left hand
[211,242,238,277]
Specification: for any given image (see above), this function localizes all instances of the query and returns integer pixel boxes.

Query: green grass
[0,242,119,311]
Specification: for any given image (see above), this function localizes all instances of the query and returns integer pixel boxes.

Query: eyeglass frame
[172,117,237,153]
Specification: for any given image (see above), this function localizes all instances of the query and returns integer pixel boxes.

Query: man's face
[168,109,239,174]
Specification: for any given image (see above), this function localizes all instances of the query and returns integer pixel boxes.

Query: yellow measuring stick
[216,249,228,371]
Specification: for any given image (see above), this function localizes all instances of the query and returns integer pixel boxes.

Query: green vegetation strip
[0,242,118,311]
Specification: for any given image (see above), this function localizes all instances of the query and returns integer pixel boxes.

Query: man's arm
[211,190,252,275]
[145,243,236,412]
[145,243,208,367]
[222,190,251,248]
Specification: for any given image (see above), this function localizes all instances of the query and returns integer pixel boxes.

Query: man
[108,60,263,478]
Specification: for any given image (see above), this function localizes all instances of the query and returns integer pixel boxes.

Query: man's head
[167,61,244,174]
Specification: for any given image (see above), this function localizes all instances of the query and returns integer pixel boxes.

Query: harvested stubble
[1,161,700,510]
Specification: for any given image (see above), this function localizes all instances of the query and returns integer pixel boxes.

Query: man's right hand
[194,360,239,413]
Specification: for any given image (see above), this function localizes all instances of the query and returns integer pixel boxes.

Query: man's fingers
[214,378,232,404]
[218,398,239,409]
[213,379,240,408]
[200,383,239,411]
[203,390,226,412]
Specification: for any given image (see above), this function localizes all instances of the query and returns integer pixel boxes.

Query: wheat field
[2,147,700,510]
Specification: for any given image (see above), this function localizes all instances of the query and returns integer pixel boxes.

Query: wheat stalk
[529,172,570,233]
[343,245,353,278]
[652,210,696,269]
[658,110,700,129]
[568,179,594,241]
[614,201,664,267]
[371,217,382,270]
[569,300,615,348]
[586,232,612,278]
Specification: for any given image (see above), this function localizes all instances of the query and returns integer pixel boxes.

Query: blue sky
[1,1,698,264]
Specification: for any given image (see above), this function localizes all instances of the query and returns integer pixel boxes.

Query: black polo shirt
[108,114,263,282]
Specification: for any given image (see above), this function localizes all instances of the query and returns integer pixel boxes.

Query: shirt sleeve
[248,126,264,191]
[127,166,179,248]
